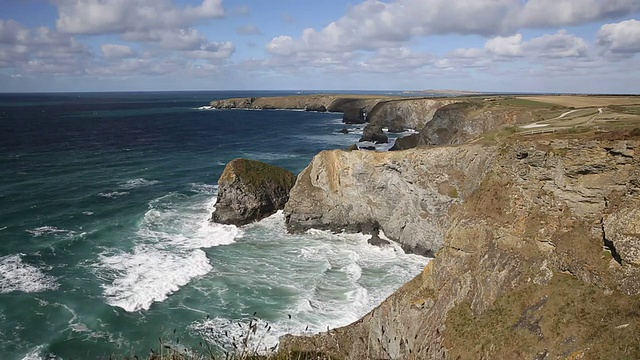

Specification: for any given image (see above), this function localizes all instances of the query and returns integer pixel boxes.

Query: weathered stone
[281,137,640,360]
[342,108,366,124]
[604,198,640,266]
[305,104,326,112]
[284,146,494,255]
[359,125,388,144]
[390,134,420,151]
[212,158,296,226]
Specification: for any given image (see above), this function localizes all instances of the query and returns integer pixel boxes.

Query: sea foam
[100,247,213,312]
[189,211,429,351]
[0,254,58,294]
[99,188,238,312]
[119,178,160,190]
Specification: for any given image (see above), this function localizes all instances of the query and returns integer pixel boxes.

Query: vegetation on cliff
[212,158,296,226]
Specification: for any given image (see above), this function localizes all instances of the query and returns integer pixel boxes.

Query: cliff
[284,146,494,255]
[390,100,539,150]
[366,98,461,132]
[281,132,640,359]
[210,94,389,113]
[212,158,296,226]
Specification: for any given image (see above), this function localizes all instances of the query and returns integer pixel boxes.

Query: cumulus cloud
[186,41,235,60]
[101,44,136,59]
[519,0,640,28]
[523,30,588,58]
[474,31,587,58]
[0,19,30,44]
[0,19,92,73]
[485,34,524,57]
[54,0,224,35]
[266,0,640,56]
[598,19,640,56]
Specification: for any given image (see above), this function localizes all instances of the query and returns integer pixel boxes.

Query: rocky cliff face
[284,146,495,255]
[281,133,640,359]
[359,98,460,143]
[212,158,296,226]
[367,98,461,132]
[387,100,539,150]
[210,95,386,113]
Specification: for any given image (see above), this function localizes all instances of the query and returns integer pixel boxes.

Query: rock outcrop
[359,125,388,144]
[342,108,366,124]
[284,146,494,255]
[212,158,296,226]
[365,98,461,132]
[281,134,640,359]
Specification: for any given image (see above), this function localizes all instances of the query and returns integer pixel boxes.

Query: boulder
[212,159,297,226]
[359,125,388,144]
[389,134,420,151]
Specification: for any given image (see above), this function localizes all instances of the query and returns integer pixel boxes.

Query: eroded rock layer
[281,133,640,359]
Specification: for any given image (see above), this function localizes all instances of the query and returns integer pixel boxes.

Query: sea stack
[212,158,297,226]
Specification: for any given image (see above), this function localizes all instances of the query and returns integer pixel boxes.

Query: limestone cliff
[366,98,461,132]
[358,98,460,143]
[212,158,296,226]
[284,146,494,255]
[281,132,640,359]
[388,100,539,150]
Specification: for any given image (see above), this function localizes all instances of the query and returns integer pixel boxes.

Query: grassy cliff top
[220,158,296,190]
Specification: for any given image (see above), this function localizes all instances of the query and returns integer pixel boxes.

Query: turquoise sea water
[0,91,429,359]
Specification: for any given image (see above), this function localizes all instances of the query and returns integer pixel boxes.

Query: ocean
[0,91,429,359]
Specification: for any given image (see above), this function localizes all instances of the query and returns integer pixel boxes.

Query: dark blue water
[0,92,428,359]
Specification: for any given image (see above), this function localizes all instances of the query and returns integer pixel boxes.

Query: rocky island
[211,94,640,359]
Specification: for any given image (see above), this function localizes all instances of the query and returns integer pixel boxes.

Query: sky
[0,0,639,93]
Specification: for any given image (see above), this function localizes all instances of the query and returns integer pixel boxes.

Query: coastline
[210,93,640,359]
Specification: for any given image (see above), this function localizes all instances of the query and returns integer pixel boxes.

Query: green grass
[496,98,556,107]
[223,158,297,191]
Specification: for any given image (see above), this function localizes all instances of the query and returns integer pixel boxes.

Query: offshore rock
[212,159,296,226]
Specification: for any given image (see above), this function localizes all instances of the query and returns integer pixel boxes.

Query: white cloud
[0,20,92,72]
[457,31,588,60]
[523,30,587,58]
[266,0,640,56]
[101,44,136,59]
[0,20,30,44]
[598,19,640,56]
[186,41,235,60]
[519,0,640,28]
[485,34,524,57]
[55,0,224,35]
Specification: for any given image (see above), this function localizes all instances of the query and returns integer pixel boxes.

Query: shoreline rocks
[211,158,296,226]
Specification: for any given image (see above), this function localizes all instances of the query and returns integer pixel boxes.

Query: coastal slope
[281,133,640,359]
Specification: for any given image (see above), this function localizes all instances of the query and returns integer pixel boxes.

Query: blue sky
[1,0,639,93]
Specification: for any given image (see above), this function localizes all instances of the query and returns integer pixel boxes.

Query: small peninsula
[212,93,640,359]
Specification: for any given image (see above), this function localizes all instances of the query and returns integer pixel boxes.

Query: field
[515,95,640,108]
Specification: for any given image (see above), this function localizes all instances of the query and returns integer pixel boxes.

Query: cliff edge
[281,132,640,359]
